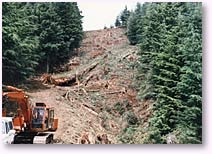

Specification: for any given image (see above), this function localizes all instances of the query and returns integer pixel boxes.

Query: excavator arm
[2,85,32,131]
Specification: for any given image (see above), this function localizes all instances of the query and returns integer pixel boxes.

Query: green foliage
[125,2,202,144]
[34,3,63,73]
[126,12,137,45]
[119,6,131,27]
[143,127,164,144]
[126,111,138,125]
[2,2,83,83]
[112,101,139,144]
[35,2,83,73]
[174,125,202,144]
[2,3,40,83]
[115,16,121,27]
[127,3,149,45]
[118,110,140,144]
[118,126,137,144]
[114,100,132,115]
[114,102,125,115]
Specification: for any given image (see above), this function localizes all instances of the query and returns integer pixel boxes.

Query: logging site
[2,2,202,144]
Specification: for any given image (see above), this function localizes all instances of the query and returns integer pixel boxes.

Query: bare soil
[24,27,152,144]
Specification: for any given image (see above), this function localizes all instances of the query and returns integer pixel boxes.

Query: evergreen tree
[36,2,84,73]
[120,6,131,27]
[53,2,83,71]
[115,16,121,27]
[35,2,63,73]
[175,2,202,143]
[127,2,147,45]
[55,2,83,49]
[2,2,40,83]
[127,12,137,45]
[124,2,202,143]
[2,2,84,82]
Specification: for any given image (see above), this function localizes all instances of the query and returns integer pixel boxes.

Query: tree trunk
[47,55,49,73]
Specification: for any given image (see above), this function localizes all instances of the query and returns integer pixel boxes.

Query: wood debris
[41,61,99,86]
[88,50,104,59]
[64,89,98,116]
[78,132,111,144]
[41,74,76,86]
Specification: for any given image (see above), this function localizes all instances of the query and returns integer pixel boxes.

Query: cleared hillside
[26,28,152,144]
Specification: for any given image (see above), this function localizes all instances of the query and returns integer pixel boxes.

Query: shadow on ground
[19,79,51,92]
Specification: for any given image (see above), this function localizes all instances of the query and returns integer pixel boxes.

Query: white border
[1,0,211,154]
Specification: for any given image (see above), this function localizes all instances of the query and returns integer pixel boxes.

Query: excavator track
[13,132,54,144]
[33,133,54,144]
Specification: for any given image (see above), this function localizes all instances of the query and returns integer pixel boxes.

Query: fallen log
[41,61,99,86]
[82,104,99,116]
[104,89,126,95]
[80,61,99,77]
[82,74,94,86]
[41,74,76,86]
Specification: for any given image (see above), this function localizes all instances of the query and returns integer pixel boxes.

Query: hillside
[24,27,151,144]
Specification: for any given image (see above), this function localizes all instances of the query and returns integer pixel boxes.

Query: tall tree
[2,2,40,83]
[120,6,131,27]
[2,2,84,82]
[37,2,84,73]
[35,3,63,73]
[115,16,121,27]
[127,2,148,45]
[53,2,84,71]
[175,2,202,143]
[123,2,202,143]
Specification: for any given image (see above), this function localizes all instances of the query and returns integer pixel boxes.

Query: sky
[77,1,138,31]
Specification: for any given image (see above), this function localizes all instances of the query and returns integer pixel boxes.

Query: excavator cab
[31,103,58,132]
[2,95,25,131]
[32,107,45,130]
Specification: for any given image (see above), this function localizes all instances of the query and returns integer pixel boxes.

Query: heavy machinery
[2,85,58,144]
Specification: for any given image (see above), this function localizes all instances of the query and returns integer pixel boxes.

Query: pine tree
[126,2,202,143]
[127,2,148,45]
[33,3,63,73]
[2,2,40,83]
[2,2,84,82]
[120,6,131,27]
[115,16,121,27]
[53,2,83,70]
[175,2,202,143]
[127,12,137,45]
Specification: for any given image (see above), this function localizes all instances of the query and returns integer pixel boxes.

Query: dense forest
[2,2,83,84]
[119,2,202,143]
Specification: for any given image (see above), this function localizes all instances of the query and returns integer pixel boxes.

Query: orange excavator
[2,85,58,144]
